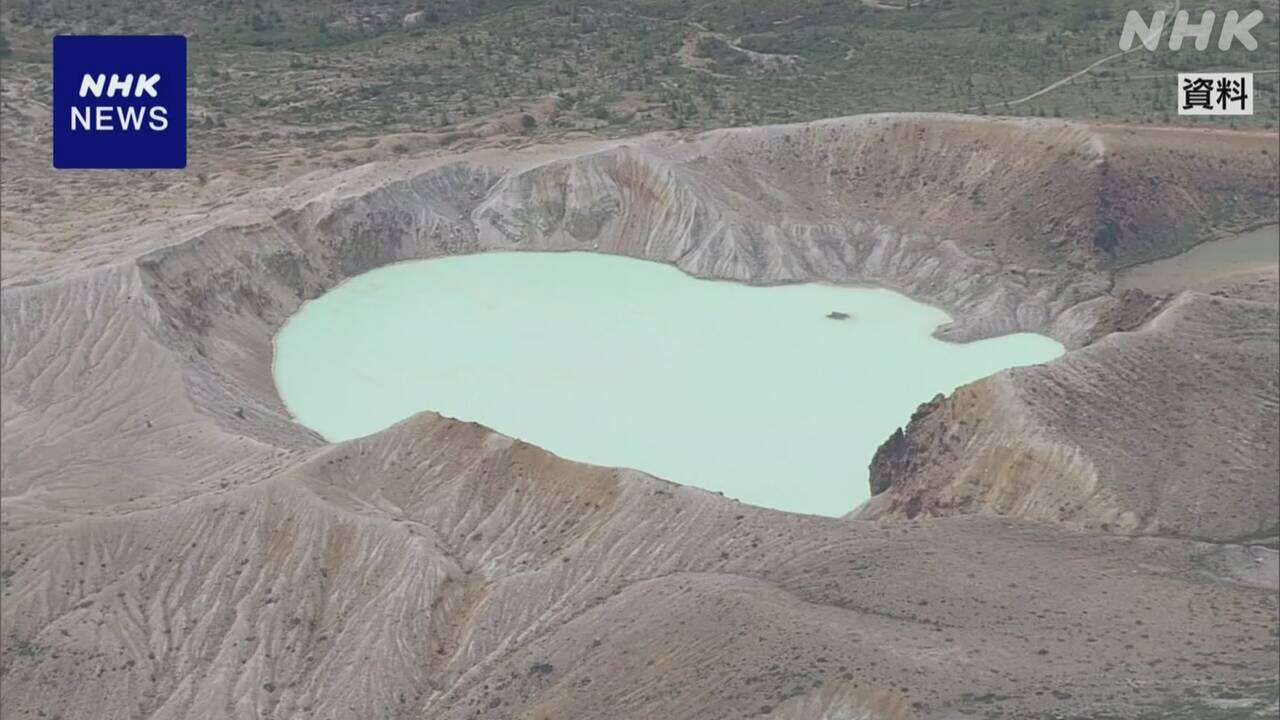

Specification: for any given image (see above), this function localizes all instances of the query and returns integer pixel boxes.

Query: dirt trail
[677,25,800,77]
[858,0,933,10]
[963,0,1180,112]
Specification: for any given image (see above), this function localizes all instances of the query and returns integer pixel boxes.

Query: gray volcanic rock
[2,115,1278,720]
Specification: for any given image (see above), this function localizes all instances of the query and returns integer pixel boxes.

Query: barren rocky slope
[2,114,1278,719]
[861,265,1280,541]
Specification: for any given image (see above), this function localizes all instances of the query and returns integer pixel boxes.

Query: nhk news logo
[52,35,187,169]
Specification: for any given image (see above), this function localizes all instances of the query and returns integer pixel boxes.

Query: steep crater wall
[60,114,1280,537]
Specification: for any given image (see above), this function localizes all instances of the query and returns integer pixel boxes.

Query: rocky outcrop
[866,394,946,497]
[1089,287,1167,338]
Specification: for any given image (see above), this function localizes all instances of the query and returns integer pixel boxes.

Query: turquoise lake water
[273,252,1064,516]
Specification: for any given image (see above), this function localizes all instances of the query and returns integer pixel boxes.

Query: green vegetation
[1,0,1276,157]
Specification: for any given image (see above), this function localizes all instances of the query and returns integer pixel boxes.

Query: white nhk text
[70,73,169,131]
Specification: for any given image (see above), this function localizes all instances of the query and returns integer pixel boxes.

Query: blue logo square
[52,35,186,169]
